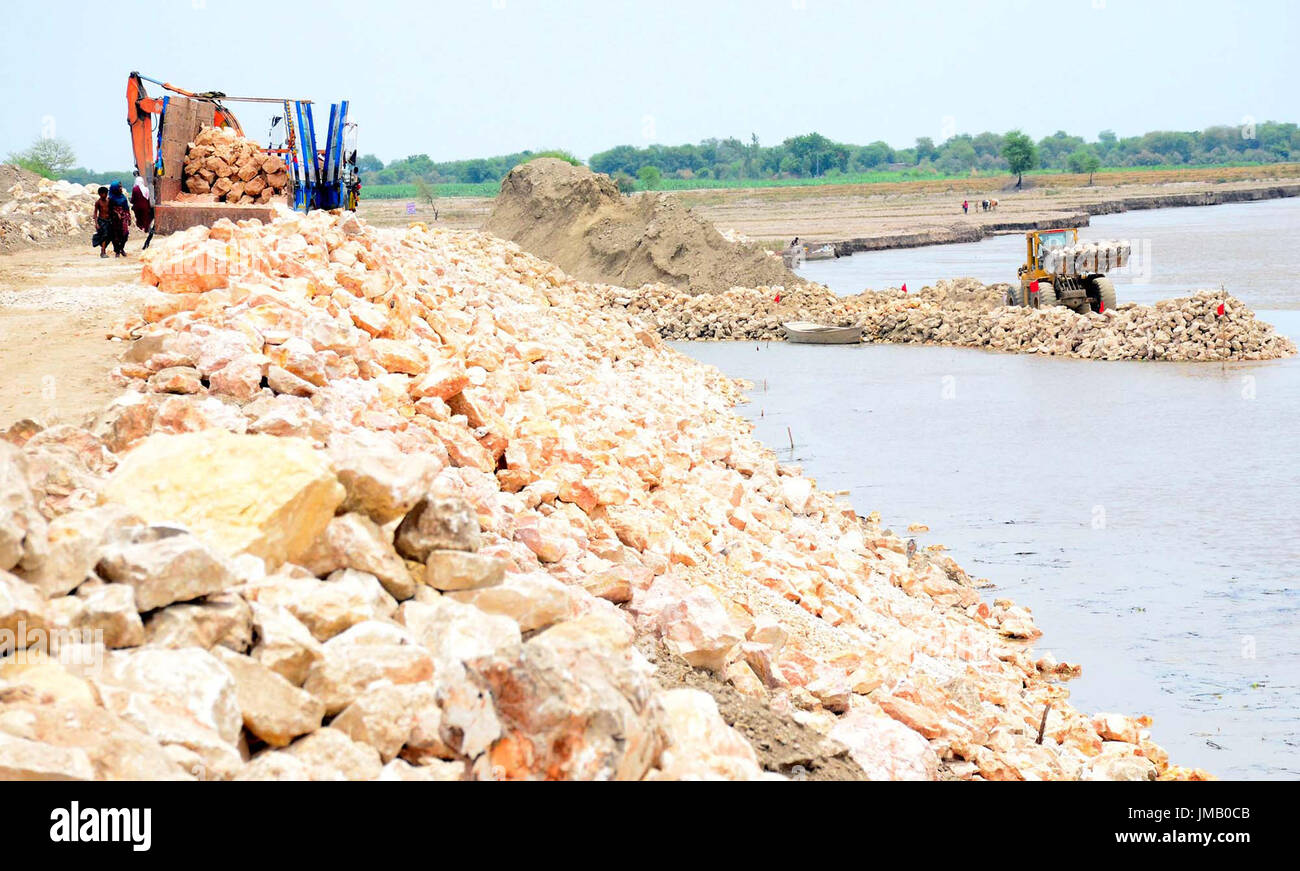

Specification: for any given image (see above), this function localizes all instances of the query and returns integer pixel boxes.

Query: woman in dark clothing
[131,175,155,250]
[107,182,131,257]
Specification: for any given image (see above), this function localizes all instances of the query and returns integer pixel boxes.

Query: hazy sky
[3,0,1296,170]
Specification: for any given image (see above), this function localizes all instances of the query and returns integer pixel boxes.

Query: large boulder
[101,431,344,568]
[470,613,662,780]
[394,495,482,560]
[97,527,240,611]
[212,647,325,747]
[0,444,44,572]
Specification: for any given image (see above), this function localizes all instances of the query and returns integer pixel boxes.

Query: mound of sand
[484,158,801,295]
[0,165,99,254]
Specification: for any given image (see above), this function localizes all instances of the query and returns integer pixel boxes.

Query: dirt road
[0,243,144,428]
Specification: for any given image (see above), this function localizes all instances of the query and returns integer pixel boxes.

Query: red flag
[1029,280,1039,295]
[1099,300,1105,313]
[1216,302,1226,317]
[901,283,908,294]
[774,294,781,303]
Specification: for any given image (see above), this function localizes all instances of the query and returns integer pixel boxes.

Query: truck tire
[1037,281,1057,308]
[1007,283,1025,306]
[1094,276,1117,313]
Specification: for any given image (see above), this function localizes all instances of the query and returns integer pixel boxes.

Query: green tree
[357,153,384,173]
[462,158,491,183]
[783,132,849,176]
[914,136,936,164]
[612,172,637,194]
[1066,147,1102,184]
[1035,131,1086,169]
[935,139,977,174]
[638,165,662,189]
[8,136,76,179]
[589,144,642,176]
[743,133,760,178]
[852,141,894,170]
[413,178,439,219]
[1002,130,1038,187]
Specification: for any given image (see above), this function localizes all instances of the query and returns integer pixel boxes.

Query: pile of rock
[606,278,1297,361]
[0,168,98,253]
[0,211,1209,780]
[1041,240,1131,274]
[182,127,289,205]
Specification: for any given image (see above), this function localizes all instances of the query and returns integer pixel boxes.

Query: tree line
[359,149,581,186]
[357,122,1298,188]
[588,123,1299,184]
[11,121,1296,190]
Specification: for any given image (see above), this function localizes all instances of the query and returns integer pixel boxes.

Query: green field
[360,161,1283,201]
[362,182,502,199]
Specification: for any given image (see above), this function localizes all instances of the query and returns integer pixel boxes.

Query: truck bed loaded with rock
[126,72,358,234]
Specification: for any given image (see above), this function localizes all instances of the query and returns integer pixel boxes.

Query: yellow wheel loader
[1008,228,1119,314]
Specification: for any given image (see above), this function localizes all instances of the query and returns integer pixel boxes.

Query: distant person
[962,199,968,214]
[107,182,131,257]
[92,187,111,258]
[347,169,362,211]
[131,174,155,250]
[790,236,800,248]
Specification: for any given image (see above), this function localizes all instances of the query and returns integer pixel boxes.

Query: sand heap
[484,158,800,295]
[608,278,1297,361]
[0,166,98,253]
[182,126,289,205]
[0,212,1209,781]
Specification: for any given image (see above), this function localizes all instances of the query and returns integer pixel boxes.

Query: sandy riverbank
[358,164,1300,251]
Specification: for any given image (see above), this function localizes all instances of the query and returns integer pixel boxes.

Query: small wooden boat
[803,244,838,261]
[780,321,864,344]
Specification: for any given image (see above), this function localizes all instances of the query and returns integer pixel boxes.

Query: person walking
[131,174,155,250]
[92,187,111,258]
[962,199,968,214]
[107,182,131,257]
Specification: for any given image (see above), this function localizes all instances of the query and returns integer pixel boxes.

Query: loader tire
[1094,276,1117,313]
[1037,281,1057,308]
[1007,283,1025,306]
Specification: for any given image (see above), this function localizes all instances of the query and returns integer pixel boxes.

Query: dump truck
[127,72,357,234]
[1008,228,1124,314]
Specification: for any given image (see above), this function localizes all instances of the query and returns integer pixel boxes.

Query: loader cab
[1027,228,1078,273]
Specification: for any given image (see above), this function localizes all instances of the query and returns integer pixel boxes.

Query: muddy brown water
[678,199,1300,780]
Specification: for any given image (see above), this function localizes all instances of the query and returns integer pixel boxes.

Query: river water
[675,198,1300,780]
[795,197,1300,310]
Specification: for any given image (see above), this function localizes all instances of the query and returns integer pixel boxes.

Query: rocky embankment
[0,211,1210,780]
[607,278,1296,361]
